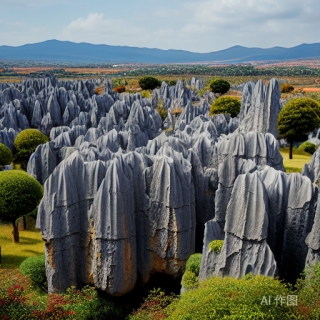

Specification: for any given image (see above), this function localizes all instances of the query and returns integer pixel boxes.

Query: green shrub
[181,271,198,290]
[185,253,202,276]
[281,83,295,93]
[208,240,224,253]
[209,79,230,96]
[20,255,46,289]
[210,96,241,117]
[139,76,161,90]
[298,141,318,155]
[156,99,168,121]
[167,275,296,319]
[13,129,48,168]
[0,142,12,167]
[141,90,151,98]
[296,262,320,319]
[130,288,178,320]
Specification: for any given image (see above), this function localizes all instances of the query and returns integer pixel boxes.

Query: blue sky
[0,0,319,52]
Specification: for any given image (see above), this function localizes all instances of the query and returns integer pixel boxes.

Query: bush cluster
[208,240,224,253]
[139,76,161,90]
[0,268,128,320]
[20,255,46,289]
[210,96,241,117]
[298,141,318,155]
[181,254,202,290]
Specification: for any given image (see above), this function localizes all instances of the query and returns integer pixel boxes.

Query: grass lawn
[280,147,313,173]
[0,220,44,269]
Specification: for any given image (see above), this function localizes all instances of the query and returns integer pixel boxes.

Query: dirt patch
[303,87,320,92]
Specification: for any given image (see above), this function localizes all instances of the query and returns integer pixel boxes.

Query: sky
[0,0,319,53]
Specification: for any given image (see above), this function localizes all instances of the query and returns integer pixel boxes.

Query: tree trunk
[18,216,27,231]
[289,142,293,160]
[12,220,19,243]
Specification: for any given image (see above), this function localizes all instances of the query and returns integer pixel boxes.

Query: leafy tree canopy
[210,96,241,117]
[0,170,43,220]
[277,97,320,158]
[209,79,230,96]
[139,76,161,90]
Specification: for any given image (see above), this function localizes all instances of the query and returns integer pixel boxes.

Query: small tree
[139,76,161,90]
[0,170,43,242]
[277,98,320,159]
[0,142,12,171]
[209,79,230,97]
[13,129,48,170]
[210,96,241,117]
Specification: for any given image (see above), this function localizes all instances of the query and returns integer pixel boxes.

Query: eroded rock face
[200,167,317,283]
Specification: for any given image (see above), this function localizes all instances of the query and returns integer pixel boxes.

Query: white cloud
[59,13,145,45]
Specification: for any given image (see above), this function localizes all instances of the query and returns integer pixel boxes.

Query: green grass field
[280,147,313,173]
[0,221,44,269]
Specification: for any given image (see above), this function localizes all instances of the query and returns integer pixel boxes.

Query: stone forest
[1,74,320,318]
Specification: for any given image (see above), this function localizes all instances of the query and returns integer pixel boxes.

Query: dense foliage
[210,79,231,96]
[139,76,161,90]
[181,254,202,290]
[20,255,46,290]
[298,141,318,155]
[210,96,241,117]
[277,98,320,159]
[168,275,295,319]
[13,129,48,168]
[0,269,128,320]
[208,240,224,253]
[0,142,12,166]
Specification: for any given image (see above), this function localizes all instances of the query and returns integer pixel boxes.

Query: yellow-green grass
[280,147,313,173]
[0,221,44,269]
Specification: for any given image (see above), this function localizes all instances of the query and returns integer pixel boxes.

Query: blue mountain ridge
[0,40,319,63]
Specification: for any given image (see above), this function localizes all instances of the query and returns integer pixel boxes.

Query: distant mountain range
[0,40,319,64]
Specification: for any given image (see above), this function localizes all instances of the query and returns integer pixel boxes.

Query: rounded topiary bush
[20,255,46,288]
[14,129,48,155]
[0,142,12,166]
[208,240,224,253]
[209,79,230,96]
[298,141,318,154]
[210,96,241,117]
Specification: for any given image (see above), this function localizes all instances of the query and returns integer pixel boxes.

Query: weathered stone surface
[237,79,281,136]
[205,172,277,278]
